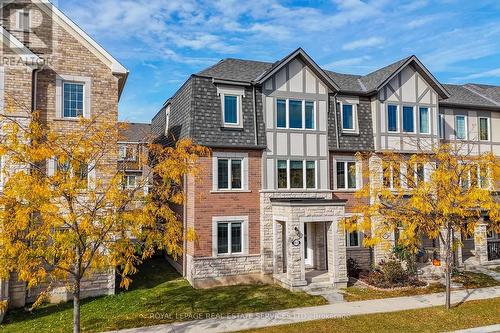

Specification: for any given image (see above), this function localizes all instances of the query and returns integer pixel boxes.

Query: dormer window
[16,9,31,32]
[217,85,244,128]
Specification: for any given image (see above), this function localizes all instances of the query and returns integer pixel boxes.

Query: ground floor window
[346,230,361,247]
[215,220,245,255]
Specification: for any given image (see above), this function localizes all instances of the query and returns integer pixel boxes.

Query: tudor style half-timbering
[152,48,500,290]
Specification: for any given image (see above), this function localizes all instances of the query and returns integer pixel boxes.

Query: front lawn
[240,297,500,333]
[342,283,445,302]
[0,258,326,333]
[490,266,500,273]
[452,271,500,289]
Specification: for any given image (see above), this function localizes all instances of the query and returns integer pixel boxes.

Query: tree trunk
[73,279,81,333]
[445,226,452,309]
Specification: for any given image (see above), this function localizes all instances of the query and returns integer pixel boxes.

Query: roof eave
[439,102,500,112]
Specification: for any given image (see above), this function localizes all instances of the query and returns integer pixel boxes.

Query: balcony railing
[487,240,500,261]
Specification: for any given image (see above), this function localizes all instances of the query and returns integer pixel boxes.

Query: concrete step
[305,273,330,284]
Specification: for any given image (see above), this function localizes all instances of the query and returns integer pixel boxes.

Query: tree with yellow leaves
[345,143,499,309]
[0,104,209,332]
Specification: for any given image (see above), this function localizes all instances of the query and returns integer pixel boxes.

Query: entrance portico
[270,198,348,290]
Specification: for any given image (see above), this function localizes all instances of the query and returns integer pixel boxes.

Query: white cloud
[342,37,385,51]
[323,55,372,70]
[453,68,500,81]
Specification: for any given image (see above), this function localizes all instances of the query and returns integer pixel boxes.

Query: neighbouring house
[0,1,128,308]
[118,122,152,196]
[152,48,500,290]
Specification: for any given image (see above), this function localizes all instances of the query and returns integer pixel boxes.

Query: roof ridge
[463,85,500,106]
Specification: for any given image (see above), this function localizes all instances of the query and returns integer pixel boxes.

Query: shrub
[347,257,361,278]
[380,259,409,285]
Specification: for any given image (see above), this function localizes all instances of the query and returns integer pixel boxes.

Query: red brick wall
[187,149,262,258]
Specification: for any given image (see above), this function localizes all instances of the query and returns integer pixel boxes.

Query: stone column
[474,222,489,264]
[273,220,284,275]
[327,220,348,288]
[285,213,306,287]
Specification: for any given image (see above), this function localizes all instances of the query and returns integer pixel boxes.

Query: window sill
[346,246,364,250]
[333,189,358,193]
[213,253,248,258]
[221,126,244,131]
[210,190,251,194]
[341,131,360,136]
[53,117,88,122]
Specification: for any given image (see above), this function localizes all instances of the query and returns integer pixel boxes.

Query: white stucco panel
[276,132,288,155]
[289,59,304,93]
[290,133,304,156]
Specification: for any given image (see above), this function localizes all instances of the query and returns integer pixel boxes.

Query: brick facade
[0,1,126,309]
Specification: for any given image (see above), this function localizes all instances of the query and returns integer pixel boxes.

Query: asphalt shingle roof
[194,55,500,109]
[440,84,499,108]
[118,122,151,142]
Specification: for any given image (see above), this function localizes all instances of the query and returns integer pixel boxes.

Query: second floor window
[439,114,445,139]
[223,95,239,126]
[479,117,489,141]
[217,158,242,190]
[124,175,137,189]
[276,99,315,130]
[277,160,316,189]
[118,145,136,161]
[342,104,357,132]
[63,82,84,118]
[419,107,429,134]
[387,105,398,132]
[336,161,357,190]
[455,115,467,140]
[402,106,415,133]
[17,10,30,31]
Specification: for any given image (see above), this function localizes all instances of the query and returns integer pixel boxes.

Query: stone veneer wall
[347,248,371,270]
[260,191,333,275]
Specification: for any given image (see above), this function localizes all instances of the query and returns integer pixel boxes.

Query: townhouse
[0,1,127,307]
[118,122,152,194]
[152,48,500,290]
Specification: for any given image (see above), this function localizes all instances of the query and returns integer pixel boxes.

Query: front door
[304,223,314,267]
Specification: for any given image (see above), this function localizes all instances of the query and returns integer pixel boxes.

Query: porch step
[305,271,330,284]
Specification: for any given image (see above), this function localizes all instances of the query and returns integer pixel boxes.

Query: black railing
[487,240,500,261]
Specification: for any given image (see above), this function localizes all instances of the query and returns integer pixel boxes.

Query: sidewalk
[106,286,500,333]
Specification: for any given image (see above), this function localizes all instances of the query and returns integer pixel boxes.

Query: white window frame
[402,105,416,133]
[118,144,137,161]
[217,85,245,128]
[62,82,85,119]
[16,9,31,32]
[212,216,249,257]
[455,115,468,140]
[124,174,137,189]
[478,117,490,142]
[383,162,402,190]
[276,159,317,190]
[275,99,316,130]
[419,107,430,134]
[346,230,362,248]
[56,75,91,119]
[387,104,399,133]
[333,157,361,191]
[340,102,358,133]
[439,113,445,139]
[212,152,248,192]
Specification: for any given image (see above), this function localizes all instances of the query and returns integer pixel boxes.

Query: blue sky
[56,0,500,123]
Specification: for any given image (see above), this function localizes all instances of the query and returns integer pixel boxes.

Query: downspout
[253,85,258,145]
[332,93,340,149]
[182,174,188,277]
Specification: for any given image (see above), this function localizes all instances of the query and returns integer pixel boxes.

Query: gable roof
[118,122,151,142]
[440,84,500,109]
[254,48,341,91]
[193,50,500,110]
[37,0,127,75]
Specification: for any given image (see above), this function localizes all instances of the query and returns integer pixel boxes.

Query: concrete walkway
[445,324,500,333]
[106,286,500,333]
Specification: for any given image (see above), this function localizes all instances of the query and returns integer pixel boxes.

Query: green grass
[239,297,500,333]
[0,258,326,333]
[342,283,446,302]
[452,271,500,289]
